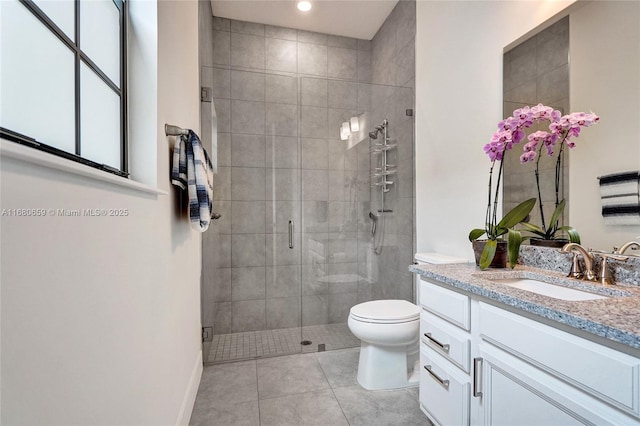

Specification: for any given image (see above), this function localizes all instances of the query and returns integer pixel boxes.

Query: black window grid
[1,0,128,178]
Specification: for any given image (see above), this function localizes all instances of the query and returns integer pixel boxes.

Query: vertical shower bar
[382,122,388,206]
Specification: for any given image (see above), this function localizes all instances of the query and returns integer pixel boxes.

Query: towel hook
[165,123,189,136]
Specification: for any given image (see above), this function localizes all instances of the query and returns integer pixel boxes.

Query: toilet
[348,299,420,390]
[348,252,469,390]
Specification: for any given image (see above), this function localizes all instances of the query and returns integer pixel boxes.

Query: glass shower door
[264,142,304,354]
[264,71,304,356]
[298,77,369,351]
[299,78,415,351]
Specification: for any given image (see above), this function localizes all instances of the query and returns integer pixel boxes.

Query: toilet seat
[349,300,419,324]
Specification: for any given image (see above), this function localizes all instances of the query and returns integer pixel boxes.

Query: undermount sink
[472,271,633,301]
[491,278,609,301]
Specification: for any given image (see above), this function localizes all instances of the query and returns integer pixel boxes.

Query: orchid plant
[518,108,599,243]
[468,105,557,269]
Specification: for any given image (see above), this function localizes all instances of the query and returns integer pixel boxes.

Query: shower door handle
[288,220,294,249]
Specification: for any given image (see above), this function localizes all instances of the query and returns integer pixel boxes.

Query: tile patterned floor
[207,323,360,363]
[190,348,431,426]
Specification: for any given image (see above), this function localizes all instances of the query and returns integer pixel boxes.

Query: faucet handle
[567,253,584,279]
[597,252,629,262]
[558,244,585,279]
[593,252,628,286]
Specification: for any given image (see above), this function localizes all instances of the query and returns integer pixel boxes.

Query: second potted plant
[517,109,600,247]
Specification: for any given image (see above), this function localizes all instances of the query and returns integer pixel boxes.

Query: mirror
[502,1,640,251]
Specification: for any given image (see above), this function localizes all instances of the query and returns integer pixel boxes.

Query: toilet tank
[413,253,469,304]
[414,252,469,265]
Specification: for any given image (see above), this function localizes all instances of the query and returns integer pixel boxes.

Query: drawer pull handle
[424,333,450,353]
[424,365,450,390]
[473,357,483,398]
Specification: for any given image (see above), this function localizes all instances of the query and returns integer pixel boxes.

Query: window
[0,0,128,177]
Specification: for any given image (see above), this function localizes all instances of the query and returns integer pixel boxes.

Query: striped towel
[171,130,214,232]
[599,171,640,226]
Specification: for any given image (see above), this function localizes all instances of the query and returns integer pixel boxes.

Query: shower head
[369,122,387,139]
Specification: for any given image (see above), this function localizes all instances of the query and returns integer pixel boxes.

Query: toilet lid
[350,300,420,323]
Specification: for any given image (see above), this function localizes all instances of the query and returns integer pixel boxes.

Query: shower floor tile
[207,323,360,363]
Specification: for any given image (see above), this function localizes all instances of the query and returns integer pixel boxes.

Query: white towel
[600,171,640,226]
[600,180,638,198]
[602,195,638,208]
[604,215,640,226]
[171,130,214,232]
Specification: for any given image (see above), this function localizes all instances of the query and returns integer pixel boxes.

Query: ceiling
[210,0,399,40]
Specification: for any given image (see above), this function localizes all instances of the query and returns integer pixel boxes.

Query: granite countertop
[409,262,640,352]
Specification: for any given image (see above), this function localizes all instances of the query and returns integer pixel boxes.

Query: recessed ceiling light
[297,1,312,12]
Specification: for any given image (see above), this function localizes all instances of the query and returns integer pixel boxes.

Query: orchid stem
[555,138,566,208]
[535,145,546,232]
[486,162,495,235]
[491,147,507,237]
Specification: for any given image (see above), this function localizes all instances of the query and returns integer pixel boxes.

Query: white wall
[415,0,575,259]
[0,1,203,424]
[569,0,640,250]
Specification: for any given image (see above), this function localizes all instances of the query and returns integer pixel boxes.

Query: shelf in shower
[371,170,397,178]
[370,144,397,153]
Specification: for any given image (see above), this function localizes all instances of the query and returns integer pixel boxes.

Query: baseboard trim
[176,350,203,426]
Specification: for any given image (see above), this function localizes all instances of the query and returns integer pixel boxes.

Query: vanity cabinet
[418,277,640,426]
[418,278,474,425]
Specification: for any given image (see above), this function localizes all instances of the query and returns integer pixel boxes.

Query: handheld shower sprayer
[369,211,378,237]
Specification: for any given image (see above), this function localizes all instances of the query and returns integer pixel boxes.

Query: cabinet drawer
[421,310,471,373]
[420,346,470,426]
[420,278,470,330]
[480,302,640,416]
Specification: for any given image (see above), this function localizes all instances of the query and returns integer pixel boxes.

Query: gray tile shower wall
[200,0,416,337]
[371,0,416,88]
[367,0,416,303]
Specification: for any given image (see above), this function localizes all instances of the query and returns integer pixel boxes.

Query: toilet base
[356,341,419,390]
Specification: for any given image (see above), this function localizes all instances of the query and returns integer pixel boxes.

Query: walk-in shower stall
[198,1,416,363]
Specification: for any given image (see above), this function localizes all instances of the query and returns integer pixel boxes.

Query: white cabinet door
[479,302,640,415]
[478,343,638,426]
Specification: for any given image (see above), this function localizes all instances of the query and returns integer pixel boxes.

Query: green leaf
[558,226,581,244]
[498,198,537,229]
[547,199,567,235]
[507,229,522,269]
[518,222,546,237]
[479,240,497,270]
[469,228,486,242]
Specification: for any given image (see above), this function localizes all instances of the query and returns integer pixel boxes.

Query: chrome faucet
[560,243,597,282]
[615,241,640,255]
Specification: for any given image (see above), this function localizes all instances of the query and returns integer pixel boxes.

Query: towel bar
[165,123,189,136]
